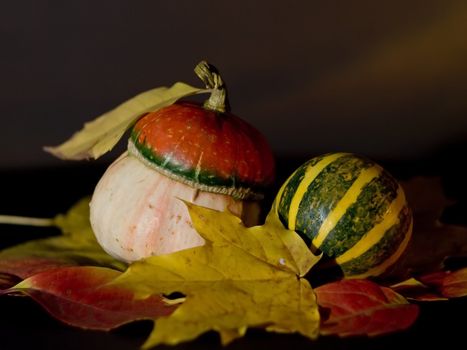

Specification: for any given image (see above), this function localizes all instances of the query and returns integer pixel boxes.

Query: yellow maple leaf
[113,203,321,348]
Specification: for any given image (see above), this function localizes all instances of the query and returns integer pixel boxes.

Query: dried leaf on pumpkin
[44,82,208,160]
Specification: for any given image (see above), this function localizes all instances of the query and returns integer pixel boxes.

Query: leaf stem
[0,215,55,227]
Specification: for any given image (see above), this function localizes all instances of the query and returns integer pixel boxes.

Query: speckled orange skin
[131,102,275,198]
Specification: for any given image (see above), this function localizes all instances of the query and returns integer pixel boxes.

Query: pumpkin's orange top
[128,101,275,200]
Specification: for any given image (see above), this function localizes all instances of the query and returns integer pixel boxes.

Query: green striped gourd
[274,153,413,278]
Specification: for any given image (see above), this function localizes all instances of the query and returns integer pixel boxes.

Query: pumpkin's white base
[90,152,260,263]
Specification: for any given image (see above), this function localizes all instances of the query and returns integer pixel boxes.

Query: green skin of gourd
[274,153,412,277]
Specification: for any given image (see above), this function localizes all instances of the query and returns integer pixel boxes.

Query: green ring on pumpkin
[128,132,265,201]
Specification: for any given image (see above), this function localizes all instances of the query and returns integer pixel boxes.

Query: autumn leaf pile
[0,79,466,348]
[0,176,466,348]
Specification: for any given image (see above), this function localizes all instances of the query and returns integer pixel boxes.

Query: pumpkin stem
[194,61,230,113]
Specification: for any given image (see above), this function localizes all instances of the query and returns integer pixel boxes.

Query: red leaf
[315,279,419,337]
[419,267,467,298]
[0,257,74,279]
[390,278,447,301]
[2,266,176,330]
[0,273,20,290]
[442,268,467,298]
[387,177,467,279]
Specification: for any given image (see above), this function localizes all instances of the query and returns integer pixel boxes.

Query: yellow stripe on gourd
[288,153,346,230]
[349,216,413,279]
[273,166,300,216]
[311,166,382,248]
[335,185,407,264]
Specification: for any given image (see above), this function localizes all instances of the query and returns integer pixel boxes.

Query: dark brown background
[1,2,467,349]
[1,0,466,168]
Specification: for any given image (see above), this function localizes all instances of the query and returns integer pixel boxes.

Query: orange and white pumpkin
[90,62,275,262]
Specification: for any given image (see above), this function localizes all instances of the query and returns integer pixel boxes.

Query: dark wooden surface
[0,156,466,350]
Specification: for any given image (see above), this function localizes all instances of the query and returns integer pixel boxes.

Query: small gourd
[90,62,275,262]
[273,153,412,278]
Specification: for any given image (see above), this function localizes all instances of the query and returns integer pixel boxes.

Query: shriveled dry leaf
[0,257,75,281]
[401,177,454,218]
[394,267,467,300]
[0,197,125,278]
[0,273,20,290]
[113,204,322,348]
[387,177,467,278]
[315,279,419,337]
[45,82,207,160]
[1,266,175,330]
[422,267,467,298]
[390,278,447,301]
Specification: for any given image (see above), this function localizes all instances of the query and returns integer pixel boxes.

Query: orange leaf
[0,273,20,290]
[419,267,467,298]
[442,268,467,298]
[315,279,419,337]
[388,177,467,278]
[1,266,176,330]
[393,267,467,301]
[0,257,74,280]
[390,278,447,302]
